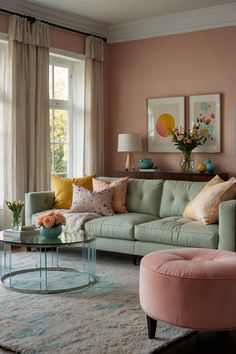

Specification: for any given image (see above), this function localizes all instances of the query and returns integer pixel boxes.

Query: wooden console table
[115,170,229,182]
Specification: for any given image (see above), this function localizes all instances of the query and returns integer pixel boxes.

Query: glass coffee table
[0,230,96,294]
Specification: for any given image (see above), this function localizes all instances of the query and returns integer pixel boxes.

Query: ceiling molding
[1,1,236,43]
[108,3,236,43]
[0,0,109,39]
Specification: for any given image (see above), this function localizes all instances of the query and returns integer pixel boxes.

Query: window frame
[49,55,73,178]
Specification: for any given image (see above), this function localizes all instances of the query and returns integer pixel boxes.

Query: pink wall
[108,27,236,177]
[0,13,8,32]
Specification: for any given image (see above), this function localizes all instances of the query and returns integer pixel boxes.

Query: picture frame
[189,94,221,153]
[147,96,185,152]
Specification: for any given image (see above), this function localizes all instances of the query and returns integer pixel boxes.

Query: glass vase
[12,211,22,230]
[180,151,194,173]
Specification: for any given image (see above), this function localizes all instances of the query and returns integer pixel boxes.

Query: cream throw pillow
[183,175,236,224]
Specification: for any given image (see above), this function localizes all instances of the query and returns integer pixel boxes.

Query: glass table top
[0,230,95,247]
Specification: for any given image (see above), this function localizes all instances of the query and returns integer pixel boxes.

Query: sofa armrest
[218,200,236,251]
[25,191,55,226]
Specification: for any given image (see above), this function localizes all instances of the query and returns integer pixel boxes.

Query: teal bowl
[39,224,62,239]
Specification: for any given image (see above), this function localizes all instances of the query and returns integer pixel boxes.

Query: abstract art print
[147,96,185,152]
[189,94,221,152]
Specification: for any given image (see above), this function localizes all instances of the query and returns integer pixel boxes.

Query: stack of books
[3,226,39,237]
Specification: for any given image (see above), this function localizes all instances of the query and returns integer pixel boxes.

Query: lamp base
[125,152,135,170]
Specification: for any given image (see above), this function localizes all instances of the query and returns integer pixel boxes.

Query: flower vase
[39,224,62,239]
[180,152,194,173]
[12,211,22,230]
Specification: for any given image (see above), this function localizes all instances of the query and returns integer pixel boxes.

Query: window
[49,51,85,178]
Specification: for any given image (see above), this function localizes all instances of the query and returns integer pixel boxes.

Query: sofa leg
[147,315,157,339]
[133,256,142,265]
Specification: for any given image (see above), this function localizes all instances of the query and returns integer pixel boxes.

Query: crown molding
[108,3,236,43]
[0,0,109,39]
[1,1,236,44]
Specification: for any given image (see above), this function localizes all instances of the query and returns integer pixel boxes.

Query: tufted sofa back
[160,180,206,218]
[98,177,164,217]
[126,179,164,217]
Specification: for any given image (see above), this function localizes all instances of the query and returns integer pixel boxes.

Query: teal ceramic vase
[39,224,62,239]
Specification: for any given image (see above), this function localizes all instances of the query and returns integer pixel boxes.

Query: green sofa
[25,177,236,256]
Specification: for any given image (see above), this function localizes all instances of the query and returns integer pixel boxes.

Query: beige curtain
[3,15,50,227]
[84,36,104,176]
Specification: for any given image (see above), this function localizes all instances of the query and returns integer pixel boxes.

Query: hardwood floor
[158,330,236,354]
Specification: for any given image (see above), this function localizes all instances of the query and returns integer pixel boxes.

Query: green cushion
[126,179,164,217]
[160,180,206,217]
[85,212,157,240]
[135,216,219,248]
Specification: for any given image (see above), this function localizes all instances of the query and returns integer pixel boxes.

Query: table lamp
[117,133,142,170]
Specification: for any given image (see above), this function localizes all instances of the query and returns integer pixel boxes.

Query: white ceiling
[1,0,236,42]
[25,0,236,25]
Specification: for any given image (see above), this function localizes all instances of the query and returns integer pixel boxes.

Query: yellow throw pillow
[51,174,96,209]
[183,175,236,224]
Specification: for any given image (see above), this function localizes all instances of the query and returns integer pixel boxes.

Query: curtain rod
[0,8,107,42]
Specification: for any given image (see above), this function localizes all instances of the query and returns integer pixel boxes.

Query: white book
[139,168,160,172]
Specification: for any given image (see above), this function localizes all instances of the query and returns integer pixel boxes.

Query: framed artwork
[147,96,185,152]
[189,94,221,153]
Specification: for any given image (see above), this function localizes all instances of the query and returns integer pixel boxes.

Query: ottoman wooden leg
[147,315,157,339]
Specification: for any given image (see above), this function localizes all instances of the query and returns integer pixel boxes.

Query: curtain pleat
[84,36,104,176]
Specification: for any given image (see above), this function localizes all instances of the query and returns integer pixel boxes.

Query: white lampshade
[117,133,142,152]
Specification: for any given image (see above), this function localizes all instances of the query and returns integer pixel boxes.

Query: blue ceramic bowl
[138,159,153,169]
[39,224,62,239]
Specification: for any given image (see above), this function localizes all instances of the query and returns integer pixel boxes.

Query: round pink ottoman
[139,248,236,339]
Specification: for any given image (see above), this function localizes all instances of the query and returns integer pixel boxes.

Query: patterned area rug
[0,250,192,354]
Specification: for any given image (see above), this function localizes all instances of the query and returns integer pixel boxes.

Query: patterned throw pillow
[51,174,96,209]
[183,175,236,224]
[71,184,114,216]
[92,177,129,214]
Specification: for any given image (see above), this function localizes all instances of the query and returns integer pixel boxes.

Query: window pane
[49,64,53,99]
[49,109,53,141]
[53,143,69,175]
[53,110,68,143]
[54,65,69,100]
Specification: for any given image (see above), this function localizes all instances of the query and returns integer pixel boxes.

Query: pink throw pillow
[71,184,114,216]
[92,177,129,214]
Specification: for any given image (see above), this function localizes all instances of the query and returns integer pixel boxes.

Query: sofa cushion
[135,216,219,249]
[92,177,129,214]
[71,184,114,216]
[126,179,164,217]
[160,180,206,218]
[85,212,158,240]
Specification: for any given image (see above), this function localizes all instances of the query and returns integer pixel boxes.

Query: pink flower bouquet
[36,211,66,229]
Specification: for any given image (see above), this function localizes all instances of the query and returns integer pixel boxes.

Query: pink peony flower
[54,213,66,225]
[43,215,56,228]
[36,211,66,228]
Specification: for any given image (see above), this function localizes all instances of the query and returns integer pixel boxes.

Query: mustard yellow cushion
[51,174,96,209]
[183,175,236,224]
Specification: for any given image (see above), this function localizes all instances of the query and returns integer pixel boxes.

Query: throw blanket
[62,211,102,232]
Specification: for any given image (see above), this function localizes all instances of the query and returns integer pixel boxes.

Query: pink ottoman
[139,248,236,339]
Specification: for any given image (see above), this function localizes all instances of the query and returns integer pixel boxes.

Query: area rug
[0,250,192,354]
